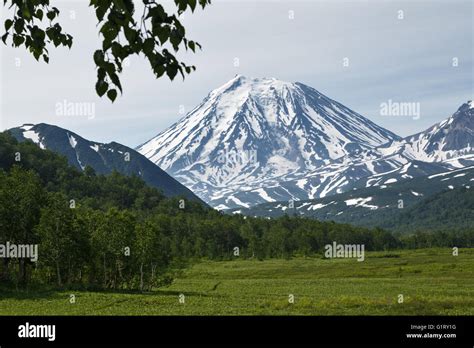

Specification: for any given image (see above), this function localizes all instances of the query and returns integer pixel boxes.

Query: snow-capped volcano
[138,75,473,209]
[137,75,400,208]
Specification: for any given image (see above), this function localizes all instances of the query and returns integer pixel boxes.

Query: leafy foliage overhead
[2,0,211,101]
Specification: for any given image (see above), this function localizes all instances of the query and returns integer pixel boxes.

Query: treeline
[387,187,474,233]
[0,132,472,290]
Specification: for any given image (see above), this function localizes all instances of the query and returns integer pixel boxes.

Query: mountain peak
[232,73,246,80]
[138,76,400,208]
[398,100,474,161]
[8,123,205,203]
[207,75,298,109]
[231,74,281,82]
[20,123,35,130]
[233,74,298,86]
[448,100,473,126]
[456,100,474,113]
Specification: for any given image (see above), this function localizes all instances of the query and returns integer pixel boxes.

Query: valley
[1,248,473,315]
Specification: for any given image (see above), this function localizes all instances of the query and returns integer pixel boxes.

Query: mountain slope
[8,123,204,203]
[138,75,400,208]
[229,165,474,232]
[373,101,474,164]
[264,101,474,206]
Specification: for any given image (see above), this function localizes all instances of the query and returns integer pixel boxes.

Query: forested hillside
[385,187,474,232]
[8,123,204,203]
[0,131,472,291]
[231,166,474,233]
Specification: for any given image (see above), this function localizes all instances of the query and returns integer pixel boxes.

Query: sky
[0,0,473,147]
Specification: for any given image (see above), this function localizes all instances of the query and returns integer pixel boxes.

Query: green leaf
[123,26,136,43]
[143,38,154,55]
[95,80,108,97]
[32,48,42,61]
[4,19,13,31]
[14,19,24,34]
[102,38,113,51]
[95,2,110,22]
[123,0,135,14]
[93,50,105,65]
[166,64,178,80]
[12,34,25,46]
[111,42,124,59]
[176,0,187,14]
[22,5,32,20]
[108,72,122,92]
[189,0,197,12]
[104,62,116,75]
[46,27,55,40]
[46,11,56,21]
[169,30,183,50]
[100,22,119,41]
[152,64,165,78]
[112,0,128,13]
[107,89,117,102]
[35,9,44,21]
[97,67,106,80]
[146,5,166,21]
[65,35,73,49]
[154,25,170,45]
[188,40,195,52]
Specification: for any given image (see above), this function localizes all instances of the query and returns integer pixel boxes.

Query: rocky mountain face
[8,123,204,203]
[137,75,411,209]
[138,75,473,209]
[12,77,471,211]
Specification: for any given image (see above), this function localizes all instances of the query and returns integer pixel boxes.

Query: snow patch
[23,130,40,144]
[344,197,378,210]
[253,188,275,202]
[68,133,78,148]
[384,178,397,184]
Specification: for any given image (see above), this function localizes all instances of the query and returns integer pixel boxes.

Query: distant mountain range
[228,165,474,232]
[8,123,204,203]
[137,75,474,210]
[7,76,473,216]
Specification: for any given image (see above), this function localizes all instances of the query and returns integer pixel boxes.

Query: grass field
[1,248,473,315]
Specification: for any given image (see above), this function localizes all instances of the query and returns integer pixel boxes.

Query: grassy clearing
[1,248,473,315]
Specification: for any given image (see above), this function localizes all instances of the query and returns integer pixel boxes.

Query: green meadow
[1,248,473,315]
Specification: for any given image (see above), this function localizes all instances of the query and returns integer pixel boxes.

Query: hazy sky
[1,0,472,147]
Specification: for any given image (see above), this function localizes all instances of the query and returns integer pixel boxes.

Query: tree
[36,192,89,286]
[91,207,136,288]
[135,215,171,290]
[2,0,211,102]
[0,166,44,285]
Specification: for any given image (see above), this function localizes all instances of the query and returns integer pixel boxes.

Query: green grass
[1,248,473,315]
